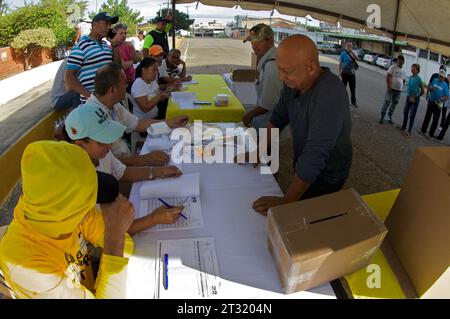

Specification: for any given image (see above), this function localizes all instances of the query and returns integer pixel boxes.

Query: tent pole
[391,0,400,56]
[172,0,176,49]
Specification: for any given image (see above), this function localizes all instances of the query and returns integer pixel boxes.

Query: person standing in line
[378,55,407,124]
[400,64,424,136]
[420,68,449,138]
[339,42,359,108]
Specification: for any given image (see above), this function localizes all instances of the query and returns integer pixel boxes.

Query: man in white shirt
[50,59,80,110]
[158,48,192,84]
[379,55,406,124]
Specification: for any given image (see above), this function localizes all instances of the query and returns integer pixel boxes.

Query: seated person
[131,57,171,120]
[0,140,135,298]
[147,45,181,119]
[50,59,81,110]
[62,103,184,233]
[87,62,189,165]
[159,48,192,84]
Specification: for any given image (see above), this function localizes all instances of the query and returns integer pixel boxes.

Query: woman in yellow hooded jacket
[0,141,135,298]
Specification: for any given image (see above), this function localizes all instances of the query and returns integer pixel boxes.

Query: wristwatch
[148,167,155,180]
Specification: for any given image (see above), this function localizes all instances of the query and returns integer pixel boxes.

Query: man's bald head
[276,35,322,92]
[278,35,319,64]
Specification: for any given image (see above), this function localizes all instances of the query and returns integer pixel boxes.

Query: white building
[402,48,449,84]
[193,21,226,37]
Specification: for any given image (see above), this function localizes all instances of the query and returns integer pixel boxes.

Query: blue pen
[164,253,169,290]
[158,198,188,220]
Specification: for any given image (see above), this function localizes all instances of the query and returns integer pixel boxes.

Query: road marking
[182,40,189,62]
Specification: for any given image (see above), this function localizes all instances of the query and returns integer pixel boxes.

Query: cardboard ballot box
[267,188,387,294]
[231,68,257,82]
[384,147,450,299]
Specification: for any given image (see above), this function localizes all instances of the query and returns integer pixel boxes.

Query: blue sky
[8,0,320,25]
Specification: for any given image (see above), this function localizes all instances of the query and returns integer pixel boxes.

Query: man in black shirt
[251,35,353,214]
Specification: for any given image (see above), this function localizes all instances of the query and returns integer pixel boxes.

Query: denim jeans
[402,98,420,133]
[380,90,401,120]
[53,91,80,111]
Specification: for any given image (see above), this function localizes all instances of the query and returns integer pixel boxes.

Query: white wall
[402,49,445,84]
[0,60,63,106]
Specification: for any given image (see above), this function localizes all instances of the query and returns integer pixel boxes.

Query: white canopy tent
[174,0,450,56]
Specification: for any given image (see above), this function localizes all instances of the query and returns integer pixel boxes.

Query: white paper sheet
[155,238,221,299]
[170,92,198,109]
[140,195,203,231]
[181,79,199,85]
[139,173,203,231]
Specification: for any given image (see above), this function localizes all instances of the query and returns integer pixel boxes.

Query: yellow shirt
[0,201,134,299]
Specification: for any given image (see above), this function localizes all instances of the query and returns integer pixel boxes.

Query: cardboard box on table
[384,147,450,299]
[231,68,257,82]
[267,188,387,294]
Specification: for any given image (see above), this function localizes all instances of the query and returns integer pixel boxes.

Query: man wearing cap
[0,140,135,298]
[142,14,173,57]
[427,65,450,130]
[421,68,449,138]
[66,12,122,104]
[63,103,185,233]
[242,24,283,130]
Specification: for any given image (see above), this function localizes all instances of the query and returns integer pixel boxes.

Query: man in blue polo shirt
[421,69,449,138]
[65,12,121,103]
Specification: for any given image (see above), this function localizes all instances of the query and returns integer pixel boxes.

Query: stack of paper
[171,92,198,109]
[139,173,203,231]
[182,79,199,85]
[154,238,222,299]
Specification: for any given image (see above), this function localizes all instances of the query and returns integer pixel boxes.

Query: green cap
[65,102,126,144]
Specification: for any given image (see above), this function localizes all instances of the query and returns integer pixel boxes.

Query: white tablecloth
[223,73,257,108]
[126,137,336,299]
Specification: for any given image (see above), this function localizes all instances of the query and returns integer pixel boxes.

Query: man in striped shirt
[65,12,122,103]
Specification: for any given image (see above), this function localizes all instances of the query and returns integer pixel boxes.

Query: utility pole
[185,5,190,16]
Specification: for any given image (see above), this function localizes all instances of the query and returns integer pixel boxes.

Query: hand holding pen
[158,198,189,221]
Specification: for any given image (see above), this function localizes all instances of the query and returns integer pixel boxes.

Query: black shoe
[352,103,358,108]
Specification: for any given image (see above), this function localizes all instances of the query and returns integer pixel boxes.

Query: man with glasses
[242,24,283,130]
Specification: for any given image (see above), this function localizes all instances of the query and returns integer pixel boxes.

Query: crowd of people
[338,42,449,140]
[0,12,448,298]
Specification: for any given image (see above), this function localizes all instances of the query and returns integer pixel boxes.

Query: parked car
[317,43,342,55]
[363,52,378,64]
[353,48,370,60]
[376,55,394,69]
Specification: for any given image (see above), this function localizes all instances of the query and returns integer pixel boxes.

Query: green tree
[89,0,144,36]
[152,8,194,31]
[0,3,79,47]
[11,27,56,70]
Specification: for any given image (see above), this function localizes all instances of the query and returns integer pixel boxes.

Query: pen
[164,253,169,290]
[158,198,188,220]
